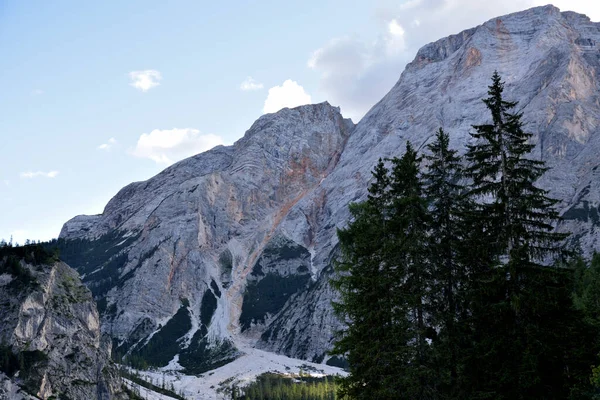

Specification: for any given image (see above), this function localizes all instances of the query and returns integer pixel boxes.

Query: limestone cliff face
[58,103,353,368]
[0,248,124,399]
[258,4,600,357]
[331,4,600,206]
[59,5,600,368]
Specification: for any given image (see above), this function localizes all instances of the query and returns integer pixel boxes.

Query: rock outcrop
[58,5,600,369]
[0,246,124,399]
[0,372,37,400]
[58,104,353,369]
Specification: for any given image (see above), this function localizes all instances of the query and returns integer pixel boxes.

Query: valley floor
[128,346,346,400]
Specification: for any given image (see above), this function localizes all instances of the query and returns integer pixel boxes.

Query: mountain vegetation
[234,373,338,400]
[0,242,129,399]
[332,73,600,400]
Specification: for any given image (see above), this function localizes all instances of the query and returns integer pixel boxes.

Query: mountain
[57,104,354,371]
[57,4,600,372]
[0,245,125,399]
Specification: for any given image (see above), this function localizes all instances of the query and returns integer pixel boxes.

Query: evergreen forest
[331,72,600,400]
[233,373,338,400]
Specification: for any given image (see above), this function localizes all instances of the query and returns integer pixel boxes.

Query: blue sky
[1,0,598,244]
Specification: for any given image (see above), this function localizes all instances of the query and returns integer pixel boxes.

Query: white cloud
[308,34,398,121]
[132,128,225,164]
[240,77,264,91]
[32,89,44,96]
[388,19,405,37]
[98,137,117,151]
[3,180,9,186]
[263,80,312,114]
[129,70,162,92]
[20,171,59,179]
[308,1,598,121]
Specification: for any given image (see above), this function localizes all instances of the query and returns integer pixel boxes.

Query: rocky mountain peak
[53,4,600,376]
[347,5,599,187]
[60,102,353,242]
[53,99,354,372]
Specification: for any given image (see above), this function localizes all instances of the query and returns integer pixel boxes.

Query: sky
[1,0,599,244]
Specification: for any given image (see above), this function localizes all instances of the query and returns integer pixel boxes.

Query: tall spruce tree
[465,71,566,267]
[422,128,469,398]
[332,144,434,399]
[389,142,434,399]
[462,72,592,399]
[331,158,403,399]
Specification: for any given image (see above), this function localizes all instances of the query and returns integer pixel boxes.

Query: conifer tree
[573,253,600,333]
[465,71,566,267]
[462,71,589,399]
[333,144,434,399]
[422,128,469,397]
[388,142,434,399]
[331,158,401,399]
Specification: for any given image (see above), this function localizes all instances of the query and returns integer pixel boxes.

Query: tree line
[233,373,338,400]
[331,72,600,399]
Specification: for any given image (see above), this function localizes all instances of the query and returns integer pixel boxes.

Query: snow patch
[132,347,346,400]
[123,379,176,400]
[122,230,136,238]
[308,246,318,281]
[163,354,184,372]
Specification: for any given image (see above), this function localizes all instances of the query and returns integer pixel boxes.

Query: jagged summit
[345,4,600,199]
[60,102,353,241]
[57,99,353,371]
[406,5,593,72]
[55,5,600,373]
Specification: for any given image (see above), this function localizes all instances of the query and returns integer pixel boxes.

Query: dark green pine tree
[422,128,470,398]
[465,70,566,268]
[332,144,435,400]
[331,158,405,399]
[387,142,434,400]
[463,71,593,399]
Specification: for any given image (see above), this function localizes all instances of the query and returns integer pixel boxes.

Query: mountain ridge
[56,4,600,371]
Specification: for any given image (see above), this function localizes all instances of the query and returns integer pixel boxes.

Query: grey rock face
[59,5,600,367]
[259,5,600,358]
[59,103,353,367]
[0,254,124,399]
[0,372,37,400]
